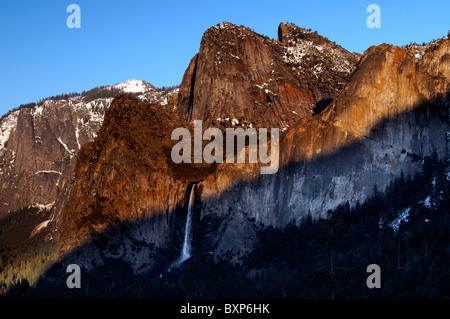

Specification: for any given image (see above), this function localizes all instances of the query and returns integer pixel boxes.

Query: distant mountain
[0,79,181,290]
[0,79,177,222]
[110,79,156,93]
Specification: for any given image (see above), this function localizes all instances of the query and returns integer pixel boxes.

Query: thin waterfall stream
[169,184,196,269]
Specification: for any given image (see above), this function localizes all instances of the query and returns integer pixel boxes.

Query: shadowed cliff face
[197,39,449,261]
[175,22,360,129]
[284,39,449,163]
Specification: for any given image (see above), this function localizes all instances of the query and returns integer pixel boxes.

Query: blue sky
[0,0,448,115]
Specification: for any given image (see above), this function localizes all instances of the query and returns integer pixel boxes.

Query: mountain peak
[111,79,156,93]
[278,22,310,43]
[277,22,360,92]
[176,22,361,129]
[215,21,237,29]
[203,21,253,40]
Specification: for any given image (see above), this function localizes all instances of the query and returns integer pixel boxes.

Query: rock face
[197,38,449,261]
[38,25,450,267]
[0,80,175,230]
[51,20,359,266]
[175,22,360,129]
[278,22,361,94]
[57,96,192,257]
[0,99,103,221]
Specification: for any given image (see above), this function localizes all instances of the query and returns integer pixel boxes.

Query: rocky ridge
[55,25,449,266]
[57,95,192,263]
[196,37,449,261]
[175,22,360,130]
[1,22,448,277]
[0,79,177,229]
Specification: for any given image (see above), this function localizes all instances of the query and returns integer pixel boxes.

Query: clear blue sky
[0,0,448,115]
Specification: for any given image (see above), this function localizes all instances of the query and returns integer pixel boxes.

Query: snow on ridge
[0,111,19,150]
[112,79,156,93]
[215,22,235,30]
[32,105,45,116]
[32,201,55,212]
[138,87,180,107]
[405,35,448,63]
[0,80,163,158]
[282,37,355,75]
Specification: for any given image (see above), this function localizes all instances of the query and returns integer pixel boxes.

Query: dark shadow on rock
[2,91,449,299]
[313,98,333,115]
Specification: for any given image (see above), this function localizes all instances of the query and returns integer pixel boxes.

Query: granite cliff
[175,22,359,129]
[197,37,449,261]
[1,22,448,286]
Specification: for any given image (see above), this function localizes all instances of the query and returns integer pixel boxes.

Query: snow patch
[75,122,81,149]
[32,202,55,211]
[112,79,155,93]
[57,137,74,155]
[255,83,268,90]
[390,207,410,232]
[282,37,356,76]
[421,196,432,208]
[0,111,19,149]
[32,105,44,116]
[30,220,51,237]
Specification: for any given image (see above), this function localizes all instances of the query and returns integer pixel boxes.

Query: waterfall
[170,184,195,269]
[180,184,195,261]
